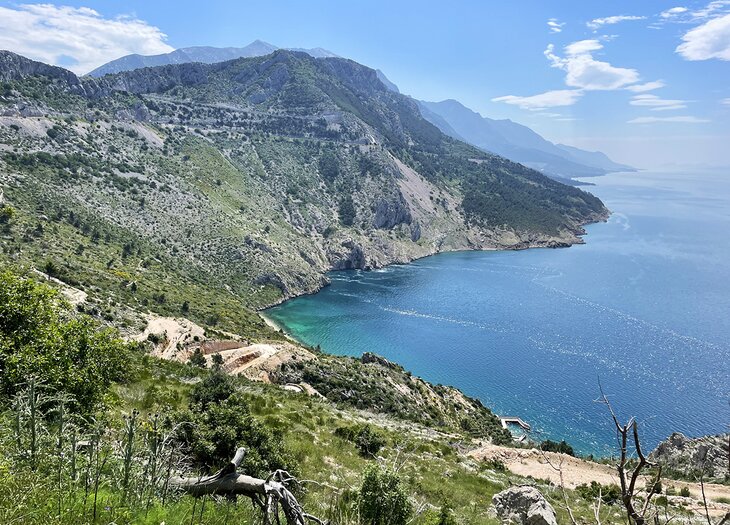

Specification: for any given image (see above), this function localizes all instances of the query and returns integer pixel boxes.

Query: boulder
[493,486,557,525]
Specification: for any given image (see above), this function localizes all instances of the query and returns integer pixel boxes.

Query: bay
[265,170,730,455]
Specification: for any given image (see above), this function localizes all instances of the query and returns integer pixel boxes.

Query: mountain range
[87,40,339,77]
[417,99,635,182]
[0,48,607,337]
[87,41,633,181]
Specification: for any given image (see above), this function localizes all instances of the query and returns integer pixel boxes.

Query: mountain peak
[86,42,338,77]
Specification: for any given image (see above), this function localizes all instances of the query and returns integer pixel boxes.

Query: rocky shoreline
[257,208,611,310]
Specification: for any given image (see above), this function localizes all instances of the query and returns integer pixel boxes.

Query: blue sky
[1,1,729,168]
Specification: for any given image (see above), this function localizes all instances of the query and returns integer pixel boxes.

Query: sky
[0,1,729,168]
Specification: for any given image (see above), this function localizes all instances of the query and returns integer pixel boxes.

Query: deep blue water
[266,170,730,455]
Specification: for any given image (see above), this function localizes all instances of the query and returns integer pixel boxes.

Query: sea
[265,169,730,455]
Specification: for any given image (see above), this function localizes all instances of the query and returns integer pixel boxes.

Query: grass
[0,355,629,525]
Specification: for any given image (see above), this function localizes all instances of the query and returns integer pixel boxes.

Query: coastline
[256,211,612,451]
[260,312,283,332]
[257,207,611,312]
[259,311,299,344]
[253,170,730,457]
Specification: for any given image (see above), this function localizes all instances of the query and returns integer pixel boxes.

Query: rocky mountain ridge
[87,43,630,182]
[0,49,606,339]
[418,98,635,182]
[86,40,339,77]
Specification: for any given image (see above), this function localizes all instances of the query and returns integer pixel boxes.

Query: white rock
[493,485,557,525]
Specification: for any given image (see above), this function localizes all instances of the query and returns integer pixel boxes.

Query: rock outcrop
[372,194,412,230]
[649,433,729,482]
[328,240,368,270]
[361,352,401,371]
[0,50,103,97]
[492,486,557,525]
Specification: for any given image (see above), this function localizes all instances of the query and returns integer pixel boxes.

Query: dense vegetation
[274,353,512,444]
[175,370,295,476]
[0,269,135,413]
[0,269,632,524]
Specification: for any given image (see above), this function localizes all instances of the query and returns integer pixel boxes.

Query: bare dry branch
[596,384,661,525]
[170,447,326,525]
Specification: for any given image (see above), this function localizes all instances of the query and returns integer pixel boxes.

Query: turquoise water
[266,170,730,455]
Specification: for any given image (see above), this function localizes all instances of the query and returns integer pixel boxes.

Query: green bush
[0,205,14,224]
[540,439,575,456]
[0,269,136,414]
[335,424,386,458]
[576,481,621,505]
[338,195,356,226]
[211,353,224,369]
[436,501,457,525]
[188,347,207,368]
[483,458,507,472]
[189,370,234,409]
[359,464,412,525]
[174,370,296,476]
[680,486,690,498]
[646,475,662,494]
[355,425,386,458]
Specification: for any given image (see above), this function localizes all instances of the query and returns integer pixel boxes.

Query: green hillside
[0,50,606,337]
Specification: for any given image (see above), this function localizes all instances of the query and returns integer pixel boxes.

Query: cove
[265,170,730,456]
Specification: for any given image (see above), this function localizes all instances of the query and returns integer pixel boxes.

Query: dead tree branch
[529,428,579,525]
[597,384,660,525]
[170,447,326,525]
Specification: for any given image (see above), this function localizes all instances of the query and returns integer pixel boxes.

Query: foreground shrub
[359,464,412,525]
[174,370,296,476]
[0,269,136,414]
[576,480,622,505]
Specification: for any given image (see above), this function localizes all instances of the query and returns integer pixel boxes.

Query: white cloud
[626,80,666,92]
[660,6,689,19]
[545,40,640,90]
[691,1,730,20]
[627,116,709,123]
[722,97,730,105]
[547,18,565,33]
[0,4,174,74]
[564,40,604,55]
[491,89,584,110]
[587,15,646,30]
[676,13,730,60]
[630,94,687,111]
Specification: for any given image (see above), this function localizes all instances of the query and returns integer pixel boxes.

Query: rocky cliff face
[650,433,729,482]
[0,51,101,97]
